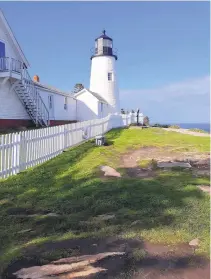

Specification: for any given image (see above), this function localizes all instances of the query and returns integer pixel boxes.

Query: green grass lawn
[0,127,210,273]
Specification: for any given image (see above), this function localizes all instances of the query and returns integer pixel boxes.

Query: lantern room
[91,30,117,60]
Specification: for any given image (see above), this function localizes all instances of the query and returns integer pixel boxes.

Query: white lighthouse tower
[90,30,120,114]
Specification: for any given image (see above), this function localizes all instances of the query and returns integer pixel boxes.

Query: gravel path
[162,128,210,137]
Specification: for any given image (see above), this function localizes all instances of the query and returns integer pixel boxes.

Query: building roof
[95,30,112,41]
[0,9,30,67]
[89,90,108,104]
[74,88,108,104]
[34,81,76,99]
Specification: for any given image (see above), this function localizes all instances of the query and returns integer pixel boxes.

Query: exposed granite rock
[157,162,192,168]
[13,252,125,279]
[100,166,121,177]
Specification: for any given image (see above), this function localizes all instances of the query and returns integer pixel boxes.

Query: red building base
[0,119,34,129]
[49,120,77,126]
[0,119,77,129]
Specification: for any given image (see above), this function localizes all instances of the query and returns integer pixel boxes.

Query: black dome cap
[95,30,112,41]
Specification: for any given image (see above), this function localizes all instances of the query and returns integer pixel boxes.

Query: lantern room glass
[103,39,112,48]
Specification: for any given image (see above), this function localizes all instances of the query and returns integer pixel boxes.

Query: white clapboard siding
[0,113,136,179]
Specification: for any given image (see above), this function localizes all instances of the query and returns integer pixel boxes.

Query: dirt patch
[163,128,210,137]
[122,147,159,178]
[4,237,209,279]
[197,186,210,195]
[192,158,210,178]
[121,146,210,179]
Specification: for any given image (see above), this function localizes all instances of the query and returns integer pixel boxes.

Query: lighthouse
[90,30,120,114]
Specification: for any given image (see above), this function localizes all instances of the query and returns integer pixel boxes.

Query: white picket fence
[0,113,136,179]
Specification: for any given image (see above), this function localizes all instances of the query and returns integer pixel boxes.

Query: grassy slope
[0,128,210,272]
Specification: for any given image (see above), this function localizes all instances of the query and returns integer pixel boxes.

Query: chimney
[33,75,40,82]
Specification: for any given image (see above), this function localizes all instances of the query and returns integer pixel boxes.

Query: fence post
[89,121,92,139]
[19,132,27,172]
[12,133,17,175]
[129,113,132,126]
[102,118,104,135]
[64,127,67,150]
[121,115,124,127]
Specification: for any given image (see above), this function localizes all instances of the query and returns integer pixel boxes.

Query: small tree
[131,109,135,113]
[143,116,150,126]
[73,83,84,94]
[121,108,125,114]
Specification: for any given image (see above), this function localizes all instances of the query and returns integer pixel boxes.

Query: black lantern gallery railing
[90,47,118,60]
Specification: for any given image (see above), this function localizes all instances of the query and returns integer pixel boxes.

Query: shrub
[129,248,148,261]
[139,159,158,170]
[169,125,180,129]
[151,159,158,170]
[139,159,151,168]
[143,116,150,126]
[152,124,169,128]
[189,128,209,134]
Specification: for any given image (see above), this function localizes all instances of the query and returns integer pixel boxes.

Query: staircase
[1,57,49,127]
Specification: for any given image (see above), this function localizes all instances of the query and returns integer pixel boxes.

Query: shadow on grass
[1,170,209,273]
[104,127,127,146]
[0,130,210,277]
[3,238,210,279]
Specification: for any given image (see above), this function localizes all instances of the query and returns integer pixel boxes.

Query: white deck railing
[0,57,49,126]
[0,113,136,179]
[0,57,22,73]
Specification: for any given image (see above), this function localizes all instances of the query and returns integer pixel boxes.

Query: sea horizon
[153,123,210,133]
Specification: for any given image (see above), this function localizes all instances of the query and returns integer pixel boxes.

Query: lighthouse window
[108,72,113,81]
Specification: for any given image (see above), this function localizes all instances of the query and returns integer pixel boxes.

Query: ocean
[168,123,210,133]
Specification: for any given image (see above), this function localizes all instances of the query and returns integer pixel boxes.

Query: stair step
[16,88,25,91]
[23,102,35,105]
[18,93,34,97]
[24,106,36,109]
[22,100,35,103]
[19,97,35,101]
[20,96,33,99]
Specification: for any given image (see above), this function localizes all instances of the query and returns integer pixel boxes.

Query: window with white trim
[64,97,68,110]
[108,72,112,81]
[48,95,53,109]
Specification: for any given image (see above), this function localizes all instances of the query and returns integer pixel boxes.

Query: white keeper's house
[0,9,121,128]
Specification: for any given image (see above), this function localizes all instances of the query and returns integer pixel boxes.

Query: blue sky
[1,1,210,123]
